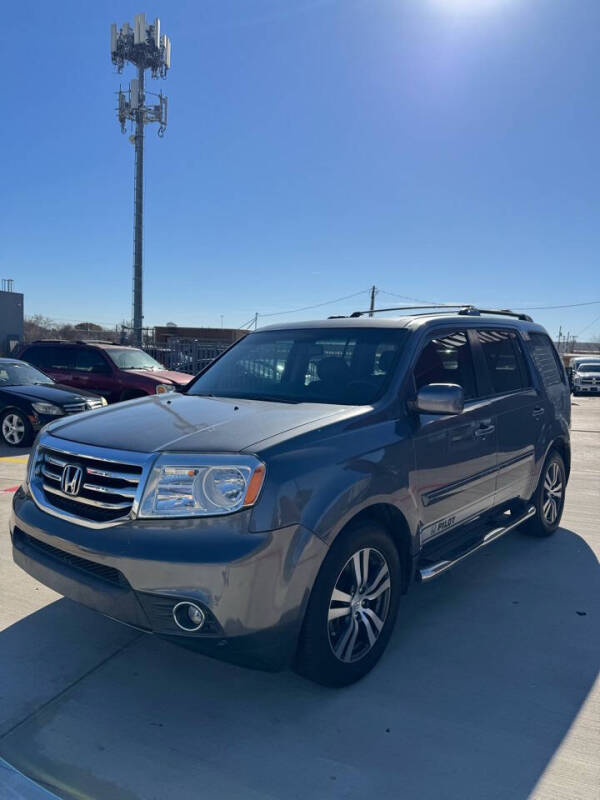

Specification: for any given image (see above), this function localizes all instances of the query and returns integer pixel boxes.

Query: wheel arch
[549,435,571,481]
[331,503,414,594]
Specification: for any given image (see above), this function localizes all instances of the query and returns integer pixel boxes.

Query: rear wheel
[295,521,401,687]
[1,410,33,448]
[524,450,566,537]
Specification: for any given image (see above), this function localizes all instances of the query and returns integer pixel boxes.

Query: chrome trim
[28,432,157,529]
[172,602,206,632]
[43,484,132,511]
[419,505,536,581]
[85,466,140,483]
[82,481,137,499]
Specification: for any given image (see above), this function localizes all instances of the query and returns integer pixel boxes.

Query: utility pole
[557,326,563,352]
[111,15,171,347]
[369,285,377,317]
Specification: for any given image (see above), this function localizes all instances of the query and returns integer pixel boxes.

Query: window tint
[75,348,110,373]
[45,346,76,370]
[21,346,46,368]
[188,328,408,405]
[527,333,564,387]
[413,331,477,400]
[477,330,530,394]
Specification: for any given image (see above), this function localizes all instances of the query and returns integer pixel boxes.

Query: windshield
[0,361,54,386]
[106,348,164,371]
[187,328,409,405]
[578,364,600,373]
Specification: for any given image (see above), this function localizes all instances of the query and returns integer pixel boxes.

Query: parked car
[571,361,600,395]
[10,308,570,686]
[18,340,193,404]
[0,358,106,447]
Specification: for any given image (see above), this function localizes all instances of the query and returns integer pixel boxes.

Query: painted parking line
[0,757,62,799]
[0,456,29,464]
[1,486,19,493]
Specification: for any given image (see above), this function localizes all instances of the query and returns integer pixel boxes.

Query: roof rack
[341,304,533,322]
[76,339,118,345]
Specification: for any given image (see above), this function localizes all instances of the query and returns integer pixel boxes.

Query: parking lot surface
[0,399,598,800]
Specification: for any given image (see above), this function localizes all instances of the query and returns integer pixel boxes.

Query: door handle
[474,424,495,438]
[532,407,545,418]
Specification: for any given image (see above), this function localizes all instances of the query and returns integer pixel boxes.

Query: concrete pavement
[0,400,598,799]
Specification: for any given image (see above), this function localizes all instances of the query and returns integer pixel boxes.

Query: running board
[419,505,536,582]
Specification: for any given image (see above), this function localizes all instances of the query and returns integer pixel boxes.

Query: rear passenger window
[21,346,46,367]
[477,330,530,394]
[414,331,477,400]
[75,349,110,373]
[527,333,564,387]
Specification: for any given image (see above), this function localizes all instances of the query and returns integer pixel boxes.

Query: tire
[1,410,33,448]
[294,521,401,687]
[523,450,566,537]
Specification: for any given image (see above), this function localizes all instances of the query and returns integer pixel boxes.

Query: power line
[378,289,439,305]
[236,289,369,328]
[514,300,600,310]
[575,314,600,338]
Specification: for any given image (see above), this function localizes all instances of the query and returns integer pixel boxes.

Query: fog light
[172,601,205,632]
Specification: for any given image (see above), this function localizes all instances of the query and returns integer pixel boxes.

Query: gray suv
[10,307,570,686]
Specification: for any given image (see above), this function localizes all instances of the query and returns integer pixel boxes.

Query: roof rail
[342,304,533,322]
[76,339,118,345]
[31,338,69,343]
[457,307,533,322]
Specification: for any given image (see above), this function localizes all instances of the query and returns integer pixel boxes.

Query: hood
[48,393,361,453]
[126,369,193,385]
[1,383,101,405]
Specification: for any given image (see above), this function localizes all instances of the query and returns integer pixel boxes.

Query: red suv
[19,341,193,404]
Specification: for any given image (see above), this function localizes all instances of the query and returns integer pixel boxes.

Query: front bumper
[10,490,327,670]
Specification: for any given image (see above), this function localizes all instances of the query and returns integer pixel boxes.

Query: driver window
[414,331,477,400]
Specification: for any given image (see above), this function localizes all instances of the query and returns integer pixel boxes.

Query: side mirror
[412,383,464,415]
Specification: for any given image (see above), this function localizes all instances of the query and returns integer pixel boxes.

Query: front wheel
[1,410,33,448]
[295,522,401,687]
[524,451,566,537]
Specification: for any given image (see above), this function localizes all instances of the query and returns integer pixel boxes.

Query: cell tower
[110,14,171,347]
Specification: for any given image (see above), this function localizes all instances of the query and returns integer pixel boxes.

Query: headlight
[31,401,64,416]
[100,397,108,406]
[138,454,266,518]
[156,384,175,395]
[22,439,39,493]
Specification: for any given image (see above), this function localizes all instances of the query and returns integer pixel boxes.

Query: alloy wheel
[328,547,391,663]
[542,461,563,525]
[2,414,25,445]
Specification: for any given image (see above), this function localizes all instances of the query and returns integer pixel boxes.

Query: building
[0,284,24,356]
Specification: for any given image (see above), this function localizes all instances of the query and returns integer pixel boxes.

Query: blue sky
[2,0,599,340]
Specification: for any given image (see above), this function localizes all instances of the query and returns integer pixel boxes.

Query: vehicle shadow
[0,443,31,459]
[0,526,598,800]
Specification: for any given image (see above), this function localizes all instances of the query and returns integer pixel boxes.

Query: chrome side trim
[419,505,536,582]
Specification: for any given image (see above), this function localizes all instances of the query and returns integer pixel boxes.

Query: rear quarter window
[527,333,564,387]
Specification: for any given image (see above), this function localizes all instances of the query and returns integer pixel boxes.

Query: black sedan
[0,359,107,447]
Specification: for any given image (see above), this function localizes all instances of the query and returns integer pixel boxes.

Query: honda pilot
[10,307,570,686]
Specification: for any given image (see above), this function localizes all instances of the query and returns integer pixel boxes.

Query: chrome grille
[31,440,152,526]
[63,399,105,414]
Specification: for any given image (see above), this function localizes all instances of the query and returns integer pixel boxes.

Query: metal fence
[144,337,233,375]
